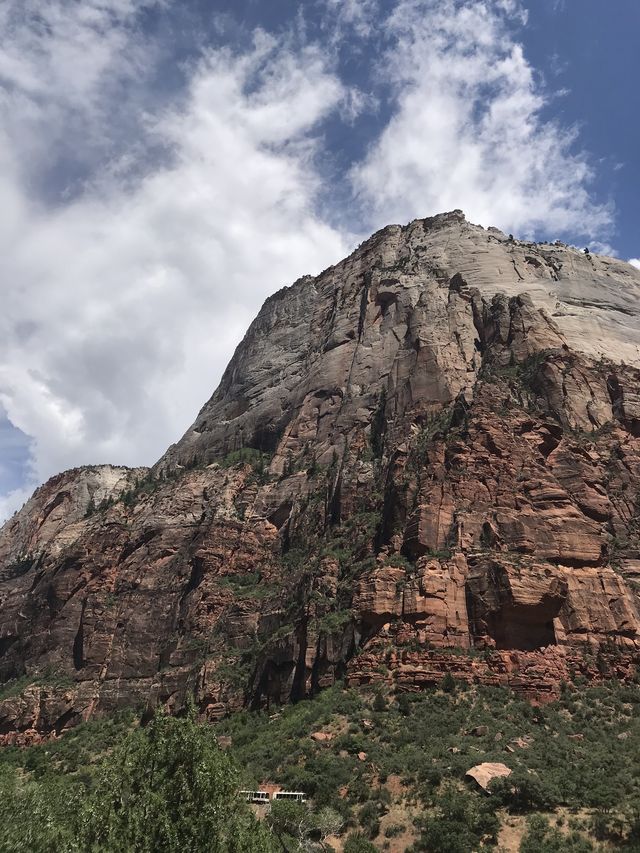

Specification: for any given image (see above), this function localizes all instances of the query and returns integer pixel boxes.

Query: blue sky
[0,0,638,519]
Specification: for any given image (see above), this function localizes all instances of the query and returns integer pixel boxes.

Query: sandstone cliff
[2,211,640,739]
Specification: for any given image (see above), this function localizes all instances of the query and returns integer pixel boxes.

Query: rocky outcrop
[466,763,512,792]
[159,211,640,474]
[1,212,640,736]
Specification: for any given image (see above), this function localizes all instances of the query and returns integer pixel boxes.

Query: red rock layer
[1,213,640,737]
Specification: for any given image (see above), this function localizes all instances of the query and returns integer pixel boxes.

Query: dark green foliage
[0,710,275,853]
[2,680,640,849]
[372,691,387,712]
[407,409,454,471]
[119,472,162,508]
[490,769,553,813]
[386,553,413,570]
[478,350,552,404]
[343,834,378,853]
[440,672,457,693]
[359,800,381,838]
[0,670,74,702]
[266,800,343,850]
[266,800,309,849]
[396,692,412,716]
[217,571,278,601]
[220,448,273,482]
[519,814,596,852]
[215,679,640,847]
[412,784,499,852]
[0,674,35,701]
[0,765,84,853]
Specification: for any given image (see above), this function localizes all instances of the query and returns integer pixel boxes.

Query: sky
[0,0,638,521]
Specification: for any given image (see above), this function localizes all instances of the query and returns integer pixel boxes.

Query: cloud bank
[352,0,613,239]
[0,0,618,519]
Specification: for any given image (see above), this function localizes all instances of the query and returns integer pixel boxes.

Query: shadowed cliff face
[2,211,640,740]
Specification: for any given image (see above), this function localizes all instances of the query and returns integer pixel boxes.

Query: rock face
[1,211,640,737]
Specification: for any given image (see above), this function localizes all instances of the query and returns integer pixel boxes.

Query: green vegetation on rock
[1,679,640,850]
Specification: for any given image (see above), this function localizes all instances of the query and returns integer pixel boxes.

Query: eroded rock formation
[2,211,640,737]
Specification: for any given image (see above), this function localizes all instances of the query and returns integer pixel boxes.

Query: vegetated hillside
[1,211,640,743]
[1,679,639,851]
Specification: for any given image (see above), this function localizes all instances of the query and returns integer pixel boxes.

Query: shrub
[384,822,406,838]
[344,834,378,853]
[413,785,499,853]
[373,692,387,712]
[519,814,595,852]
[490,770,552,813]
[77,709,275,852]
[0,709,276,852]
[441,672,457,693]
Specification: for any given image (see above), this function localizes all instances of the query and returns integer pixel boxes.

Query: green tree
[313,806,344,848]
[414,785,499,853]
[490,770,552,813]
[0,767,83,853]
[441,672,457,693]
[372,692,387,712]
[77,709,275,853]
[343,834,378,853]
[267,800,310,850]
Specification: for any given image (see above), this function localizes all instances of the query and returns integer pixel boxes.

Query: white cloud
[0,485,34,527]
[351,0,613,241]
[0,0,621,522]
[0,6,350,519]
[0,0,161,190]
[629,259,640,270]
[321,0,381,41]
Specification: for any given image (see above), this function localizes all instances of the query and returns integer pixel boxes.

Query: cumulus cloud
[0,4,350,518]
[629,259,640,270]
[0,0,620,521]
[352,0,613,240]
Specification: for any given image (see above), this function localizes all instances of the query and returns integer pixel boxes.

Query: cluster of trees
[2,678,640,851]
[0,711,276,853]
[216,679,640,850]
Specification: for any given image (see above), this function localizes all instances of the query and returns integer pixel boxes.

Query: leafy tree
[414,785,499,852]
[267,800,341,851]
[490,769,552,813]
[267,800,311,850]
[313,806,344,848]
[359,800,381,838]
[0,767,83,853]
[77,709,275,852]
[396,693,412,716]
[372,692,387,712]
[343,834,378,853]
[441,672,457,693]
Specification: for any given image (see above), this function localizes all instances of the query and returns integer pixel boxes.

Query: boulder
[466,763,512,792]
